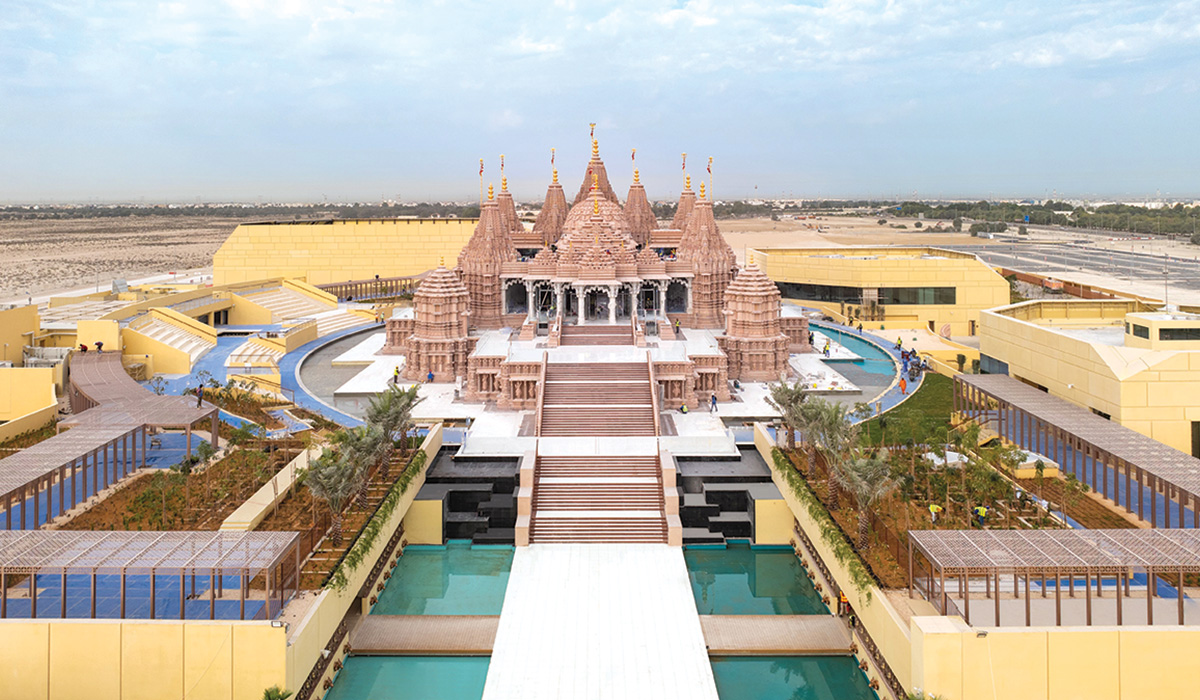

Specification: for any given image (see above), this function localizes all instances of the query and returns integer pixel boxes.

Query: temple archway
[584,288,611,323]
[504,281,528,315]
[666,281,689,313]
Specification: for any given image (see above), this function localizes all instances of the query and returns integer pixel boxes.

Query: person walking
[857,323,863,335]
[427,370,434,384]
[710,393,718,413]
[196,384,204,408]
[674,319,681,336]
[899,377,907,395]
[837,590,849,617]
[393,366,400,386]
[929,503,943,524]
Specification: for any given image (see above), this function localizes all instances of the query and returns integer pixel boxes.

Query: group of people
[77,341,104,353]
[928,503,991,527]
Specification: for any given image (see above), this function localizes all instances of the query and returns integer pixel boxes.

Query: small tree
[833,448,898,550]
[1062,473,1089,522]
[305,449,363,546]
[955,354,966,372]
[767,381,807,452]
[262,686,293,700]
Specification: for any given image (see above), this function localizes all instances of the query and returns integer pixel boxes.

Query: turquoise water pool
[811,323,896,376]
[711,656,877,700]
[684,543,826,615]
[325,656,489,700]
[371,540,514,615]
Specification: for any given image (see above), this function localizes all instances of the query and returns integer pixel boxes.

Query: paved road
[947,243,1200,293]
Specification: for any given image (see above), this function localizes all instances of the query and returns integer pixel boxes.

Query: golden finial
[592,171,599,190]
[592,139,599,157]
[594,197,600,215]
[487,184,494,201]
[502,176,508,191]
[634,168,640,184]
[552,168,558,184]
[440,256,445,267]
[699,181,706,199]
[686,174,691,190]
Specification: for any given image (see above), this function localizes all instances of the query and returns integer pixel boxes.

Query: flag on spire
[551,148,555,167]
[682,153,687,171]
[631,148,636,162]
[590,122,595,139]
[479,159,484,176]
[707,156,712,174]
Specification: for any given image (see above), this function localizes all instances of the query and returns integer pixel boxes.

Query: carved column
[575,286,584,325]
[608,285,617,324]
[526,281,535,322]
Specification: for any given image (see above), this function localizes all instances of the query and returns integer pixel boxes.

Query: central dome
[559,191,632,241]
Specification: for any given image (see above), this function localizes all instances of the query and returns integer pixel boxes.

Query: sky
[2,0,1199,203]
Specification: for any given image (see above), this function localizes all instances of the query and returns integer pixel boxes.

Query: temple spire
[624,148,655,248]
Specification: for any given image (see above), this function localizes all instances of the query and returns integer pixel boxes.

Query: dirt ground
[0,216,240,300]
[719,216,992,263]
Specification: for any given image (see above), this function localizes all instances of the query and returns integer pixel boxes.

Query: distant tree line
[0,202,482,221]
[894,201,1200,236]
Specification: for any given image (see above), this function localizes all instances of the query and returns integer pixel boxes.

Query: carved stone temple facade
[385,137,799,408]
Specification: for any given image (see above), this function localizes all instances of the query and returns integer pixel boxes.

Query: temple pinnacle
[699,181,706,200]
[487,184,494,201]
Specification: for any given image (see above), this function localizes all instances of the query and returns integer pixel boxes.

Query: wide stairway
[538,362,656,437]
[530,455,668,543]
[130,318,215,364]
[242,287,334,320]
[315,310,371,337]
[558,323,633,346]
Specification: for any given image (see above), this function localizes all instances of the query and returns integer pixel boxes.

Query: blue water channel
[324,657,490,700]
[711,657,878,700]
[684,542,826,615]
[810,323,896,376]
[371,540,514,616]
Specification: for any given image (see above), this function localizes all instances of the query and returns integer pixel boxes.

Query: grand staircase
[529,455,668,543]
[241,287,334,320]
[558,323,633,346]
[525,360,673,544]
[538,362,656,437]
[129,317,215,364]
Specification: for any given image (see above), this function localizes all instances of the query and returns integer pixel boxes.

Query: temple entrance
[615,287,632,321]
[565,288,579,321]
[504,283,528,316]
[640,286,661,315]
[584,289,611,323]
[533,283,555,319]
[666,281,688,313]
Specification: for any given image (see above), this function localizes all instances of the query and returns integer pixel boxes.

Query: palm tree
[365,384,422,475]
[305,449,362,546]
[806,399,858,510]
[333,426,387,510]
[832,447,898,550]
[767,381,807,452]
[793,398,830,477]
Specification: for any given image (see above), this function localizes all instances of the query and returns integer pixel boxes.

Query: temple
[385,136,798,408]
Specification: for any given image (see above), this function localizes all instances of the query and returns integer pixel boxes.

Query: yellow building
[748,246,1009,337]
[213,218,478,286]
[980,299,1200,455]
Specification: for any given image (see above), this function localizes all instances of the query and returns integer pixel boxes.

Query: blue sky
[2,0,1198,202]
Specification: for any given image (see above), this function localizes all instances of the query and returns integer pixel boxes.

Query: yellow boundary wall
[283,423,443,693]
[122,327,192,375]
[0,620,288,700]
[753,423,914,691]
[0,367,58,444]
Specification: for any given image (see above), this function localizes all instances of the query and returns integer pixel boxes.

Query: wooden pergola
[0,425,146,530]
[909,529,1200,626]
[0,530,300,620]
[955,374,1199,529]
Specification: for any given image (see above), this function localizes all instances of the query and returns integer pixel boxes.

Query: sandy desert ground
[0,216,239,301]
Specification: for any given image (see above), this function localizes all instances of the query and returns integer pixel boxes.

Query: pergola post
[90,571,97,619]
[149,573,156,619]
[1179,568,1186,625]
[211,411,219,450]
[1124,460,1132,513]
[119,571,126,618]
[1054,568,1062,626]
[963,573,970,624]
[210,571,217,620]
[179,571,185,620]
[60,572,67,618]
[186,426,192,459]
[1150,474,1158,528]
[1146,566,1154,625]
[1024,572,1031,626]
[994,571,1001,625]
[1137,467,1145,521]
[58,465,65,520]
[908,540,914,599]
[1085,572,1092,626]
[240,572,247,621]
[30,572,37,617]
[1116,570,1123,626]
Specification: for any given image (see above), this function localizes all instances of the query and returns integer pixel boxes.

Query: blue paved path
[808,319,919,422]
[280,324,379,428]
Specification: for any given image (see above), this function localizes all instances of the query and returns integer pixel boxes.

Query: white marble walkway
[482,544,719,700]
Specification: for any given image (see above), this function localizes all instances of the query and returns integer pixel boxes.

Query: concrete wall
[402,499,445,545]
[214,219,477,286]
[0,367,57,443]
[221,446,318,531]
[981,300,1200,454]
[122,328,192,376]
[911,615,1200,700]
[76,320,122,354]
[0,305,39,366]
[0,619,288,700]
[753,247,1009,337]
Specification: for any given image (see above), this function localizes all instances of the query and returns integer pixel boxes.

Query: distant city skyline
[2,1,1198,203]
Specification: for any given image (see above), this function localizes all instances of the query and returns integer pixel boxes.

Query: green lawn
[860,372,954,445]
